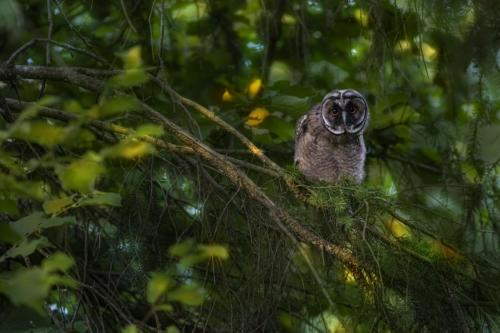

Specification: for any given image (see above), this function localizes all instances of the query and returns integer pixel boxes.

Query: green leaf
[155,304,174,312]
[10,212,75,237]
[42,252,74,273]
[122,324,139,333]
[43,196,74,215]
[79,192,122,207]
[167,284,205,306]
[147,273,172,304]
[0,198,19,216]
[198,244,229,260]
[268,95,310,116]
[135,124,164,137]
[99,96,138,117]
[0,267,51,311]
[109,69,149,88]
[12,121,67,146]
[0,223,21,244]
[169,239,195,257]
[56,153,104,193]
[101,141,155,159]
[166,325,180,333]
[0,252,76,310]
[0,173,44,200]
[0,238,50,262]
[121,46,143,69]
[260,116,295,141]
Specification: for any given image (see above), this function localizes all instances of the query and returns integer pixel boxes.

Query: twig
[120,0,138,33]
[10,38,108,66]
[39,0,54,98]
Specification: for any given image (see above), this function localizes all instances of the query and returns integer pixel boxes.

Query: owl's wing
[294,114,309,165]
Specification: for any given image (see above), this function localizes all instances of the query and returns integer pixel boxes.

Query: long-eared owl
[294,89,369,183]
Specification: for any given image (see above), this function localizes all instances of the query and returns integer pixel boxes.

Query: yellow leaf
[422,42,438,61]
[387,217,412,239]
[123,46,142,69]
[353,9,369,27]
[343,269,356,284]
[245,107,270,127]
[222,89,234,102]
[395,39,412,53]
[119,141,155,159]
[430,240,461,262]
[103,141,155,159]
[247,78,262,98]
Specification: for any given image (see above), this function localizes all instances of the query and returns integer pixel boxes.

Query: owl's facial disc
[321,89,368,135]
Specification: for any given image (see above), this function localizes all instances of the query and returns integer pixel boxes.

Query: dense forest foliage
[1,0,499,332]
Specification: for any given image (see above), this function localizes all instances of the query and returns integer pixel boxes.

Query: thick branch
[0,65,104,92]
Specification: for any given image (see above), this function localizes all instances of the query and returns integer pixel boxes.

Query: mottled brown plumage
[294,89,369,183]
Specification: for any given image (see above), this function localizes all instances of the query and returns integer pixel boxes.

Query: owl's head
[320,89,369,135]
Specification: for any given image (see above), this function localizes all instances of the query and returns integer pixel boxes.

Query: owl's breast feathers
[294,104,366,183]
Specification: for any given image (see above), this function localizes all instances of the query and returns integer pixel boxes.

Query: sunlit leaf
[147,273,171,304]
[169,239,195,257]
[395,39,412,53]
[135,124,164,137]
[12,121,67,146]
[222,89,234,102]
[0,267,50,311]
[268,61,292,84]
[198,244,229,260]
[122,46,142,69]
[102,141,155,159]
[42,252,74,273]
[167,284,205,306]
[109,69,149,88]
[245,107,270,126]
[353,8,369,27]
[387,217,412,239]
[0,173,44,200]
[156,304,174,312]
[421,42,438,61]
[99,96,138,116]
[248,78,262,98]
[43,196,74,215]
[56,153,104,193]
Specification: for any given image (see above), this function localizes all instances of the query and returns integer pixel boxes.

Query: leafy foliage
[0,0,499,332]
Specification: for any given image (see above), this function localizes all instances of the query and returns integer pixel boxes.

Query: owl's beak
[341,111,347,129]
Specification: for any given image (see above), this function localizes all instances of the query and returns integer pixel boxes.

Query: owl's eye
[348,103,358,114]
[331,106,341,115]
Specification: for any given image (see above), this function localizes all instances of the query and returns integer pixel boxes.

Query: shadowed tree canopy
[0,0,499,332]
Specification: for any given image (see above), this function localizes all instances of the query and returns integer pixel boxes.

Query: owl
[294,89,369,183]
